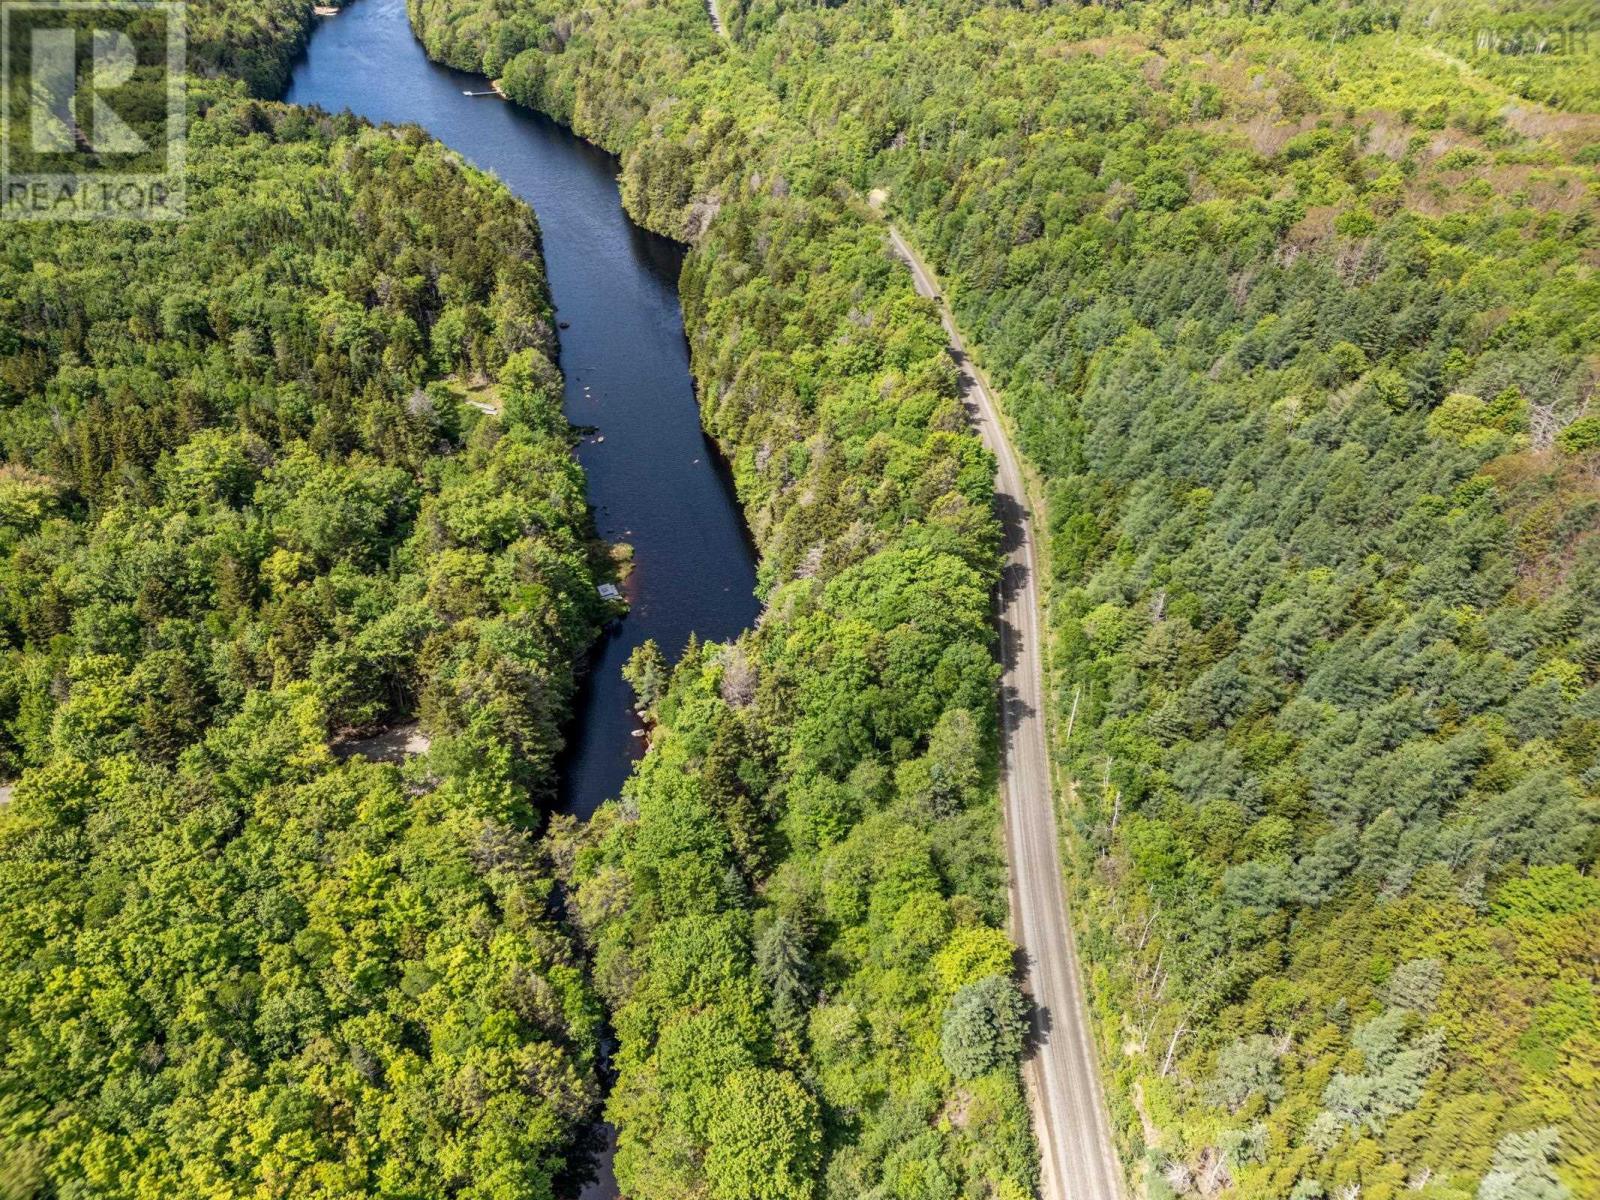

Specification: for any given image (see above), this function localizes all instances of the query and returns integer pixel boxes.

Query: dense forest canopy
[1,0,1596,1196]
[405,0,1600,1197]
[0,14,608,1194]
[411,0,1044,1196]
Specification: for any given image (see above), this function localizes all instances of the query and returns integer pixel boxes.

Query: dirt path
[889,225,1125,1200]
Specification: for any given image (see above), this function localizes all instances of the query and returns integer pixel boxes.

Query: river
[285,0,759,824]
[284,3,760,1194]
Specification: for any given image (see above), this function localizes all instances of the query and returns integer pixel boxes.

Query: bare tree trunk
[1160,1021,1188,1078]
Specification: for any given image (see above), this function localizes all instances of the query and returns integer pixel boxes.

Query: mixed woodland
[413,2,1046,1199]
[0,18,607,1197]
[407,0,1600,1198]
[1,0,1597,1198]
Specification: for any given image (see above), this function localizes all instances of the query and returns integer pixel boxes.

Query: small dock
[462,82,507,99]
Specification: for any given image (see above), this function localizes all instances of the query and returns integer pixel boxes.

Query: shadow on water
[286,2,761,1194]
[285,0,759,813]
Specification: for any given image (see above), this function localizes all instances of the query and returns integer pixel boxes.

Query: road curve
[889,226,1124,1200]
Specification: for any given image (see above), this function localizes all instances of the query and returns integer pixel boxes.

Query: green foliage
[0,100,595,801]
[755,917,812,1039]
[0,690,602,1199]
[1556,416,1600,454]
[1480,1128,1572,1200]
[22,0,1590,1194]
[704,1069,822,1200]
[623,638,668,713]
[1316,1008,1448,1140]
[187,0,327,96]
[407,1,1036,1193]
[940,975,1029,1081]
[1209,1035,1286,1114]
[398,0,1600,1193]
[0,42,604,1196]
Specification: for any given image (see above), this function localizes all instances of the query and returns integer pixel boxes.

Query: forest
[412,0,1071,1194]
[405,0,1599,1197]
[0,19,609,1196]
[2,0,1597,1198]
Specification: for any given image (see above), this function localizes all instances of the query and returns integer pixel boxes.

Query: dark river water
[285,0,759,823]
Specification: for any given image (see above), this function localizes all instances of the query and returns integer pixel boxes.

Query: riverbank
[405,2,1037,1197]
[287,0,759,822]
[0,94,607,1199]
[414,5,1600,1200]
[285,5,763,1194]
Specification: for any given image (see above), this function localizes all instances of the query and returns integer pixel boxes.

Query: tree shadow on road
[1013,944,1056,1058]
